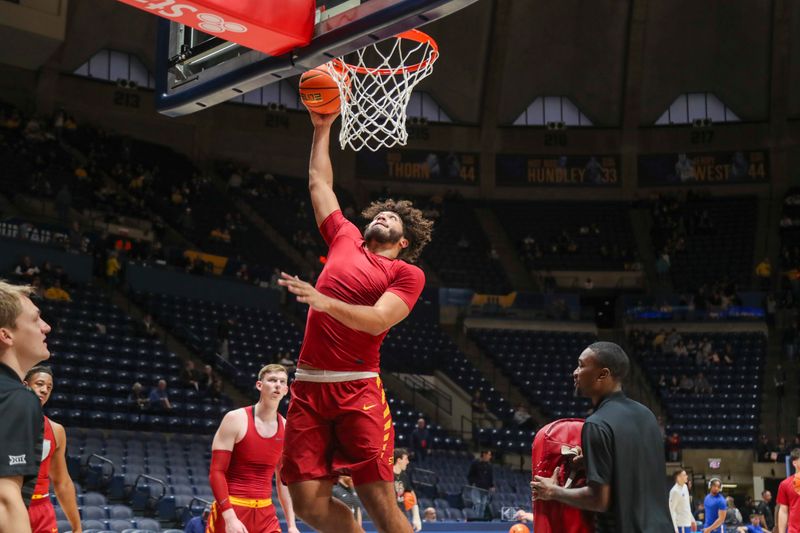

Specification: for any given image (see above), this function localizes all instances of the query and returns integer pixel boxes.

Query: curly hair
[361,199,433,263]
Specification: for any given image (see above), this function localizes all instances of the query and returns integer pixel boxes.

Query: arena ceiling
[34,0,800,125]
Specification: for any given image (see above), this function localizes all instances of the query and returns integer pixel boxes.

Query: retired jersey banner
[638,150,769,186]
[495,154,621,187]
[356,149,479,185]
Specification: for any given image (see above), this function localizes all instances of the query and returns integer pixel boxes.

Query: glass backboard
[155,0,478,117]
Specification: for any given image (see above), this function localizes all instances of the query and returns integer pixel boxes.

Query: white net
[327,30,439,152]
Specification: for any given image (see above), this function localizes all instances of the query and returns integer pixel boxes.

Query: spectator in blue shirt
[149,379,173,412]
[703,478,727,533]
[184,506,209,533]
[737,513,768,533]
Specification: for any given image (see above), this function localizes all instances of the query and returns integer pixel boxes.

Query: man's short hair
[709,477,721,489]
[673,469,685,482]
[258,364,288,381]
[24,365,52,382]
[394,447,409,462]
[0,280,34,329]
[791,448,800,461]
[587,341,630,380]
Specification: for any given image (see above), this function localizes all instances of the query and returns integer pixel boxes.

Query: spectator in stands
[200,364,215,392]
[184,506,210,533]
[207,376,224,402]
[137,313,158,339]
[667,432,681,462]
[128,382,148,411]
[393,448,421,531]
[422,507,437,523]
[410,418,431,458]
[756,435,772,462]
[467,450,494,519]
[331,476,362,526]
[29,277,44,300]
[513,404,533,430]
[43,280,71,302]
[755,258,772,290]
[678,374,694,392]
[106,251,121,285]
[471,389,489,428]
[664,329,682,355]
[216,318,234,360]
[724,496,744,528]
[653,329,667,352]
[737,513,769,533]
[13,256,39,280]
[278,351,296,372]
[694,372,713,395]
[148,379,173,412]
[180,360,200,391]
[754,490,774,530]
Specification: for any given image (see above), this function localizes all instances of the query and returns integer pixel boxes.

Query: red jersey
[299,210,425,372]
[777,474,800,533]
[33,417,55,496]
[227,406,284,499]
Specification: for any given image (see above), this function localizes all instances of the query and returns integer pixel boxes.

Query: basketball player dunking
[207,364,299,533]
[23,366,81,533]
[277,110,433,533]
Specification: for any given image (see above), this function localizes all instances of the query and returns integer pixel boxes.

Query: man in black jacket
[532,341,673,532]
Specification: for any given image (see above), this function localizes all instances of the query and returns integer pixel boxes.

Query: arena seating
[382,319,515,426]
[630,329,764,447]
[41,286,230,433]
[652,194,757,290]
[779,188,800,271]
[468,328,595,422]
[492,201,638,271]
[419,198,511,294]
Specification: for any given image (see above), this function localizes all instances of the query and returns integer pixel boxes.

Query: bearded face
[364,211,405,245]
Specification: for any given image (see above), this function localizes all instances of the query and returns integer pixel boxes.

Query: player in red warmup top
[277,110,433,533]
[23,366,82,533]
[207,364,300,533]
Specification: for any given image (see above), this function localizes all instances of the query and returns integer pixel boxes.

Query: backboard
[154,0,478,117]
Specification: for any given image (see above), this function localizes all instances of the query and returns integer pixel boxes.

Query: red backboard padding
[116,0,315,56]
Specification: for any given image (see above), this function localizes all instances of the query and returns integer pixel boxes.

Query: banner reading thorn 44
[356,149,479,185]
[638,150,769,186]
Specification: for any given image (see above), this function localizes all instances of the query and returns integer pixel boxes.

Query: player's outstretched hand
[278,272,331,312]
[309,109,340,129]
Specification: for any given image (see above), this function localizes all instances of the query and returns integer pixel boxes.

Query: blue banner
[356,149,479,185]
[495,154,621,187]
[638,150,769,186]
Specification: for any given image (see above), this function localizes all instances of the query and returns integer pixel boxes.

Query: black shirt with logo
[583,391,673,533]
[0,363,43,506]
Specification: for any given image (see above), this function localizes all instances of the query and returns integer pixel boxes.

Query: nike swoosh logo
[362,404,376,411]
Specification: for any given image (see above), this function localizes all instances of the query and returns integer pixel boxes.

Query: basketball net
[327,29,439,152]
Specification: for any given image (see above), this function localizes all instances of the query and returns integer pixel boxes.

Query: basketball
[299,66,342,115]
[509,525,530,533]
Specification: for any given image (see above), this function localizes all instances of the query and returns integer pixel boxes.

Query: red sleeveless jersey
[33,416,55,496]
[227,406,285,499]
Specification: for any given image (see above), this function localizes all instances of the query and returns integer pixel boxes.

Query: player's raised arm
[308,111,342,226]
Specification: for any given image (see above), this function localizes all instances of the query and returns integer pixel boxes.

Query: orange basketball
[299,66,342,115]
[509,525,530,533]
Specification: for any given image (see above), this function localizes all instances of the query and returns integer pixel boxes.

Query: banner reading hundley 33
[495,154,621,187]
[356,149,479,185]
[638,150,769,186]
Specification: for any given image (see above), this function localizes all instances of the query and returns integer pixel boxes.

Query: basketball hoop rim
[330,29,439,76]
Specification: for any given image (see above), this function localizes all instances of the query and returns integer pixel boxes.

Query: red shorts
[28,496,58,533]
[206,499,280,533]
[281,376,394,486]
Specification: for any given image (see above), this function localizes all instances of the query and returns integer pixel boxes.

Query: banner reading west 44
[356,149,479,185]
[638,150,769,186]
